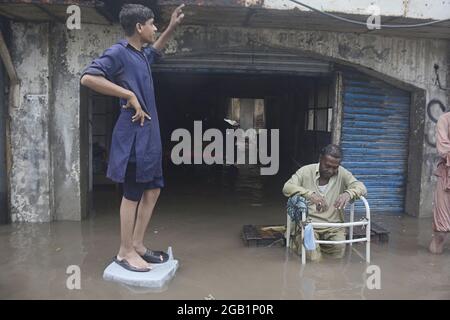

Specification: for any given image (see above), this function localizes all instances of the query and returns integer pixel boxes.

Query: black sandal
[140,249,169,264]
[113,257,151,272]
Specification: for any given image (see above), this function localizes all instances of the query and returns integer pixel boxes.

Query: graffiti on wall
[425,99,448,148]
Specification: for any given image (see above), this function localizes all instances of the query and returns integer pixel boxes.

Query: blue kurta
[82,39,163,184]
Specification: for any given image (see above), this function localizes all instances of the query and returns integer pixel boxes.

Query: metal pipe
[315,238,367,244]
[301,210,306,265]
[362,196,371,264]
[311,221,369,228]
[349,199,354,246]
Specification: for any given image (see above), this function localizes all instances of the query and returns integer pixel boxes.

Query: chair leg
[301,228,306,265]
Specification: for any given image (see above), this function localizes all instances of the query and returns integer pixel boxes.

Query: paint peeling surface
[6,12,449,221]
[261,0,449,20]
[167,25,448,90]
[49,24,123,220]
[10,23,51,223]
[158,0,449,19]
[11,95,51,222]
[158,0,264,7]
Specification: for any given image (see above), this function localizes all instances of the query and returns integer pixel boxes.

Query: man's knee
[331,244,346,258]
[319,244,345,259]
[307,248,322,261]
[321,230,346,258]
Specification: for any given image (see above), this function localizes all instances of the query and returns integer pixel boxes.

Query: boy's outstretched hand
[169,4,185,28]
[153,4,185,51]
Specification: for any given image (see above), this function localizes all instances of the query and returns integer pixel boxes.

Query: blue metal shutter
[341,72,410,214]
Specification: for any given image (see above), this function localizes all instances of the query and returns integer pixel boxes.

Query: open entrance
[81,71,335,218]
[155,72,333,197]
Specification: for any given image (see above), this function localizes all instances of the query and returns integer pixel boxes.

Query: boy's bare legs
[117,197,150,269]
[133,188,161,255]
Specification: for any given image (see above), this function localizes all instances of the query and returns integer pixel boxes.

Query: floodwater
[0,166,449,299]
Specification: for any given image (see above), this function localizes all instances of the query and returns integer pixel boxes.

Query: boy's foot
[113,257,150,272]
[116,250,151,271]
[134,245,169,263]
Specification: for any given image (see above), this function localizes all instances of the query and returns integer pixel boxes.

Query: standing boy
[81,4,185,272]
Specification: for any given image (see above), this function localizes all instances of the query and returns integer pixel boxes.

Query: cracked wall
[10,22,52,222]
[49,23,123,221]
[165,25,448,217]
[9,19,448,221]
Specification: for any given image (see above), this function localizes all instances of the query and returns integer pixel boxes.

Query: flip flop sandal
[113,257,151,272]
[140,249,169,264]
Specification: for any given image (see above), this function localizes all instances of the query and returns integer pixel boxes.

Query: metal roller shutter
[341,72,410,214]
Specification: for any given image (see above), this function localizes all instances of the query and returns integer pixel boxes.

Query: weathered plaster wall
[161,0,450,19]
[166,25,447,89]
[419,43,450,218]
[10,18,448,221]
[263,0,450,20]
[49,23,123,221]
[164,25,448,217]
[10,22,52,222]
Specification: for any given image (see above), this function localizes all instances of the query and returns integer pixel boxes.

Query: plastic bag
[304,223,316,251]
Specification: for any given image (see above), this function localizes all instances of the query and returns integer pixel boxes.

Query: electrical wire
[288,0,450,28]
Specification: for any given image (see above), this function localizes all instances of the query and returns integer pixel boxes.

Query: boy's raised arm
[153,4,185,52]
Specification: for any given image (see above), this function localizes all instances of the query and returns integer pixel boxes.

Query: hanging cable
[288,0,450,28]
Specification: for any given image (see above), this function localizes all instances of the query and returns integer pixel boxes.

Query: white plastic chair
[286,196,371,265]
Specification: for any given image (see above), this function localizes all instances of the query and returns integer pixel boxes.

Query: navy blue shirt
[82,40,163,184]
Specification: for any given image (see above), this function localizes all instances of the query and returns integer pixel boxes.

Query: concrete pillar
[49,24,122,221]
[10,22,52,222]
[49,24,83,221]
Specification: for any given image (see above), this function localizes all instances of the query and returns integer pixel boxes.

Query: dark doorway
[80,71,334,218]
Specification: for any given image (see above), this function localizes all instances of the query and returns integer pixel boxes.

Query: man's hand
[123,92,151,127]
[169,4,185,28]
[334,193,351,210]
[309,193,328,212]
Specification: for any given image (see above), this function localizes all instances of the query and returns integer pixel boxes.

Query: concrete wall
[9,22,124,221]
[10,22,52,222]
[49,24,123,221]
[8,18,448,221]
[164,25,448,217]
[263,0,450,20]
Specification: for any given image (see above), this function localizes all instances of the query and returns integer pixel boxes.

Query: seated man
[283,144,367,261]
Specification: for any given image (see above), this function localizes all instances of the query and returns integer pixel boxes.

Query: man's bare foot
[429,232,448,254]
[117,249,151,269]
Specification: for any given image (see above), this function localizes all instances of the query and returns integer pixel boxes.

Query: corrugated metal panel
[341,72,410,214]
[153,51,332,76]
